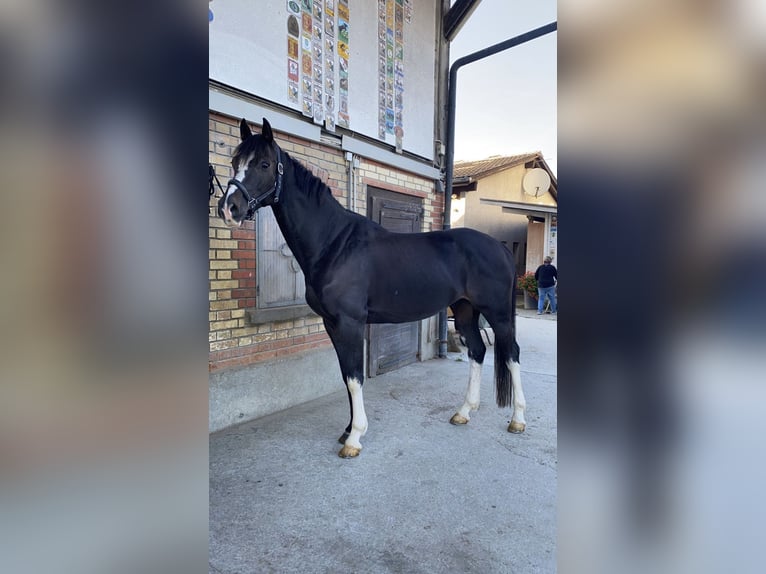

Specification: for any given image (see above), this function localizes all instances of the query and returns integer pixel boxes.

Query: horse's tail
[494,336,513,408]
[494,249,519,409]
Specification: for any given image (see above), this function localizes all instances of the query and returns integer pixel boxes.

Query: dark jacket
[535,263,557,288]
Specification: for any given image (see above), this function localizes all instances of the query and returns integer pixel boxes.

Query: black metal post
[438,21,557,358]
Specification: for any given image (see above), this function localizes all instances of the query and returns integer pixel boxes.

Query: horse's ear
[261,118,274,143]
[239,118,252,142]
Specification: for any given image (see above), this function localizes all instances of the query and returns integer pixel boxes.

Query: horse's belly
[366,278,459,324]
[367,304,443,324]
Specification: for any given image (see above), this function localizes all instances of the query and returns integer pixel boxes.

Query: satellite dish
[522,168,551,198]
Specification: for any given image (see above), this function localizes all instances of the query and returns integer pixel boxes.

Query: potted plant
[517,272,538,310]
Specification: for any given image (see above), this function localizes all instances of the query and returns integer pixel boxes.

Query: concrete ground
[210,310,556,574]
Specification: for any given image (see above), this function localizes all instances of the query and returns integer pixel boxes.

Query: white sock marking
[457,359,482,419]
[345,377,368,449]
[508,360,526,425]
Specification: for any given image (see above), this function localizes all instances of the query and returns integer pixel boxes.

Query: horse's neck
[271,161,354,279]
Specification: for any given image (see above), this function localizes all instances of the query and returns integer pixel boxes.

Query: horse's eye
[261,161,270,170]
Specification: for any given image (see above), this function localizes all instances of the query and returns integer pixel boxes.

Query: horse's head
[218,118,284,227]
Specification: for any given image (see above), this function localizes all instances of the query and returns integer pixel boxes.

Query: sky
[449,0,557,174]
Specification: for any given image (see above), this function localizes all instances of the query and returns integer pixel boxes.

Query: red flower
[517,272,539,299]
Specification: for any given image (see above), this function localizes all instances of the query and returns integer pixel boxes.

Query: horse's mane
[287,152,337,206]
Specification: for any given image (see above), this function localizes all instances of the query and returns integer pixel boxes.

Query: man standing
[534,256,557,315]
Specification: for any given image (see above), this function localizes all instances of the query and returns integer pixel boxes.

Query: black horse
[218,118,526,457]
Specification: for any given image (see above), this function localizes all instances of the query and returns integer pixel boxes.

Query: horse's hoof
[338,444,361,458]
[450,413,469,425]
[338,432,349,445]
[508,420,526,433]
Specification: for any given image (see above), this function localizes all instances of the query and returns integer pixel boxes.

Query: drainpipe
[345,151,356,213]
[438,21,557,358]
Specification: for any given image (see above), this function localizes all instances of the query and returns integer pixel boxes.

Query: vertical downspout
[438,21,557,358]
[544,212,552,259]
[346,151,355,213]
[434,0,451,358]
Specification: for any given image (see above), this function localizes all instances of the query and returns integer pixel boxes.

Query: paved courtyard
[210,311,556,573]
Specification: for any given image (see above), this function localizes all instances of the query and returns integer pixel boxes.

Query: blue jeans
[537,286,557,313]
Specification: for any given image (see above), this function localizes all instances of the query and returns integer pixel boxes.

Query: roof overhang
[452,178,477,194]
[480,198,557,217]
[444,0,483,41]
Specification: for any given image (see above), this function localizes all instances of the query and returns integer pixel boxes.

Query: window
[257,208,305,307]
[247,209,314,324]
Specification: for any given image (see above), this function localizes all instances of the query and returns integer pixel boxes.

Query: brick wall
[358,159,443,232]
[209,112,443,372]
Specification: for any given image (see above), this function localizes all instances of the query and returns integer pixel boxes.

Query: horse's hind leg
[484,312,526,433]
[449,300,486,425]
[338,388,352,445]
[502,331,526,433]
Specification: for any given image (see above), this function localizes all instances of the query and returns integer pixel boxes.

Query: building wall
[208,112,443,373]
[465,165,556,236]
[526,220,546,273]
[209,113,340,372]
[452,163,557,274]
[452,192,528,271]
[358,159,443,231]
[208,2,447,429]
[358,159,444,363]
[209,0,441,158]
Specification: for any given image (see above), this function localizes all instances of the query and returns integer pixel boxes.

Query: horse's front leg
[339,373,368,458]
[323,318,367,458]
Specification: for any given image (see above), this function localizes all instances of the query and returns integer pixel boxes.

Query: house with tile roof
[451,152,557,276]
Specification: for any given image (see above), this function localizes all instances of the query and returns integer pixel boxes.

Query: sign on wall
[209,0,437,159]
[375,0,413,152]
[284,0,350,130]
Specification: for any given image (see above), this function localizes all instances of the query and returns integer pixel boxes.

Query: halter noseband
[227,144,284,220]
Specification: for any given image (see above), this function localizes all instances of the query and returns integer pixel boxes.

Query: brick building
[209,1,451,430]
[450,152,558,276]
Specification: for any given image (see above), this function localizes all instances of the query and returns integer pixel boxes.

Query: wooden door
[367,187,422,377]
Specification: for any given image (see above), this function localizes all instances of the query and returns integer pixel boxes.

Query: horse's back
[363,226,514,323]
[367,227,513,283]
[441,227,515,274]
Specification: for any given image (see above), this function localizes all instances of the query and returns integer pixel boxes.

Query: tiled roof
[453,152,557,200]
[453,152,542,179]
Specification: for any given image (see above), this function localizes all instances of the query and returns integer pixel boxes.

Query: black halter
[209,164,224,198]
[227,144,285,220]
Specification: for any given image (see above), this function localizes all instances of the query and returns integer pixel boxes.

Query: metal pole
[438,21,557,358]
